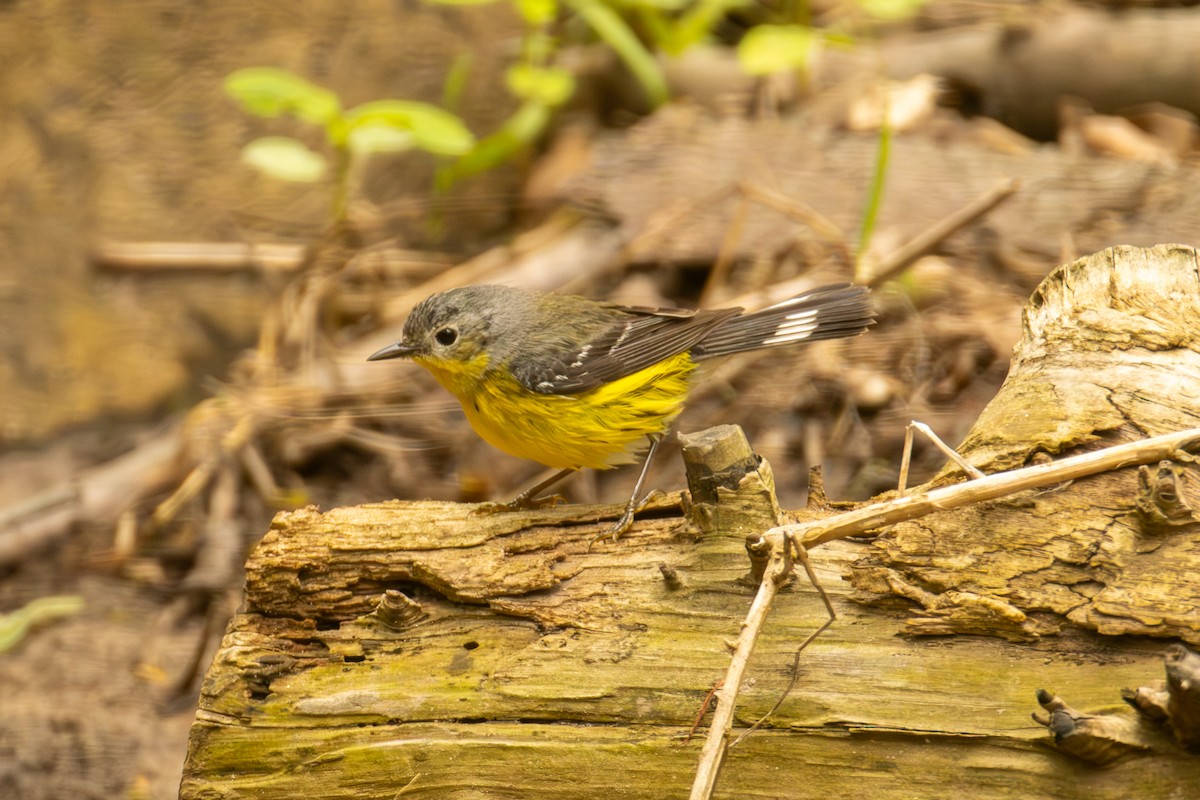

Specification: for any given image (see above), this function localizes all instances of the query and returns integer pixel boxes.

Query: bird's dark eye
[434,327,458,346]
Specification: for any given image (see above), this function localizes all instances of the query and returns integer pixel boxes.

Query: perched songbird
[368,283,873,538]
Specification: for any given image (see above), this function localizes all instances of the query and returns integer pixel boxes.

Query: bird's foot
[589,490,665,547]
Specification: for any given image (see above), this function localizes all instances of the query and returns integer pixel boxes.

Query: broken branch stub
[679,424,783,537]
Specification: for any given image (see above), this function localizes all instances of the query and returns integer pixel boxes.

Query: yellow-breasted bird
[368,283,873,539]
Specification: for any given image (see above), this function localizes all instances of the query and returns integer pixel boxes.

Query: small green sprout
[224,67,475,218]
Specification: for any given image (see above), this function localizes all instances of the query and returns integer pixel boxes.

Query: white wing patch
[610,322,633,350]
[763,308,820,346]
[570,344,592,369]
[765,294,815,310]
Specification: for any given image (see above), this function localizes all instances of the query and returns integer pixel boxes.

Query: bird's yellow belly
[432,353,697,471]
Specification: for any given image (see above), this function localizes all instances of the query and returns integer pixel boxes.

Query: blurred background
[2,0,1199,796]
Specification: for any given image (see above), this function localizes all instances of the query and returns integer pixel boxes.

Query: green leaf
[514,0,557,26]
[505,64,575,106]
[347,124,416,155]
[343,100,475,156]
[736,24,816,76]
[858,0,927,22]
[662,0,749,56]
[626,0,691,10]
[822,30,857,50]
[224,67,340,125]
[241,137,328,182]
[439,101,551,186]
[523,30,557,65]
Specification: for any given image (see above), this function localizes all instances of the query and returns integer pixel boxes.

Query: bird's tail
[691,284,873,360]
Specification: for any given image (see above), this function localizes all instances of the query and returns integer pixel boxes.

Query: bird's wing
[509,304,741,395]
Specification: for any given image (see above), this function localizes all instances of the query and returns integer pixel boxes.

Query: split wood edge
[688,425,1200,800]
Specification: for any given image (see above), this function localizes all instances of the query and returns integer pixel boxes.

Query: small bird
[368,283,873,539]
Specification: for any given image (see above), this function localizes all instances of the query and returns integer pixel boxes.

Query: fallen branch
[688,530,793,800]
[0,431,182,566]
[866,178,1019,287]
[90,240,454,277]
[795,426,1200,549]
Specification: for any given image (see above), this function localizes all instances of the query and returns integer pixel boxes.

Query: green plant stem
[443,52,474,113]
[438,100,551,189]
[330,146,353,222]
[856,109,891,262]
[671,0,740,56]
[566,0,668,107]
[0,595,85,652]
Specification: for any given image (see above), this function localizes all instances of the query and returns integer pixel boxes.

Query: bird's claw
[589,490,665,547]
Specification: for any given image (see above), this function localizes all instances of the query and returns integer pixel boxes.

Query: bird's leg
[476,467,576,514]
[594,434,665,544]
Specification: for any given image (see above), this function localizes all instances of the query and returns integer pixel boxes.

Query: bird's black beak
[367,341,420,361]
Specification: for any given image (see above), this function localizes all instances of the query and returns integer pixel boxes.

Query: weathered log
[850,244,1200,645]
[182,246,1200,798]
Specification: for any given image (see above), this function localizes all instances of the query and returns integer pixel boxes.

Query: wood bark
[851,244,1200,644]
[181,246,1200,798]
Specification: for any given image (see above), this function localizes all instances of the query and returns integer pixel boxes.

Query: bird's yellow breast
[415,351,697,471]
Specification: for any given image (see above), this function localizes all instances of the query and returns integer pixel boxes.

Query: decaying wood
[781,425,1200,551]
[850,244,1200,645]
[675,426,795,800]
[1162,644,1200,751]
[180,464,1200,797]
[691,423,1200,794]
[834,6,1200,142]
[182,486,1200,796]
[1033,688,1157,767]
[1035,643,1200,765]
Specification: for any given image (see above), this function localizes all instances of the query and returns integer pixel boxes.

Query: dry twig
[866,178,1019,287]
[897,420,985,493]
